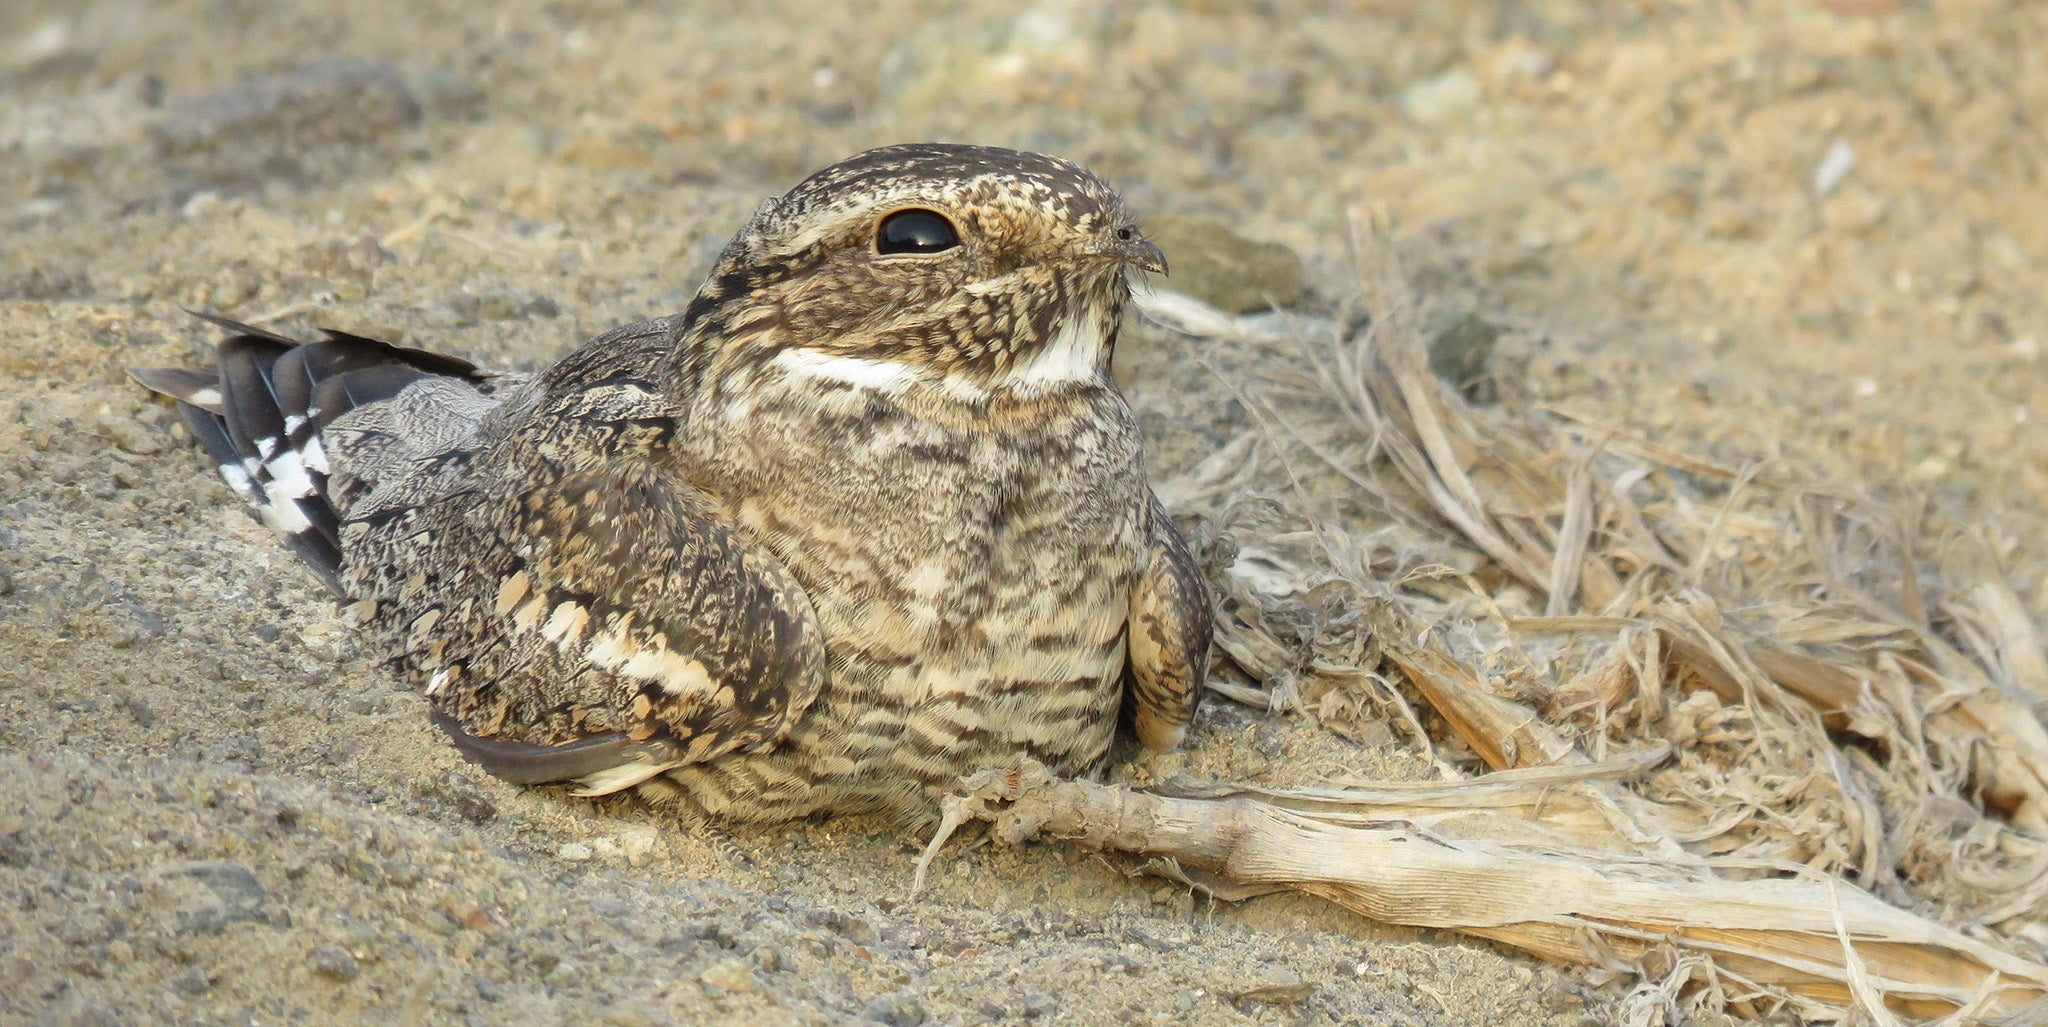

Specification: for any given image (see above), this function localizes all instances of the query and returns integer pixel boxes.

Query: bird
[135,142,1213,826]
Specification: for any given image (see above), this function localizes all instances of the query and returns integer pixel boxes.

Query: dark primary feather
[128,367,219,409]
[217,336,294,466]
[429,708,681,786]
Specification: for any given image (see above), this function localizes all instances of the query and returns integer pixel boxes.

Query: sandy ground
[2,1,2043,1023]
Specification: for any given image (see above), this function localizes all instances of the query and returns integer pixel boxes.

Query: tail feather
[311,363,446,419]
[133,312,491,596]
[128,368,221,411]
[173,403,252,497]
[218,336,295,468]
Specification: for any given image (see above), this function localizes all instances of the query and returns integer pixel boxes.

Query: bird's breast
[708,379,1141,632]
[652,367,1152,820]
[697,373,1143,705]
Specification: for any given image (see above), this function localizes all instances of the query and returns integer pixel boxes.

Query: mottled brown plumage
[139,143,1211,825]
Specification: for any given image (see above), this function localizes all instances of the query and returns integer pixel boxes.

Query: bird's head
[674,143,1165,398]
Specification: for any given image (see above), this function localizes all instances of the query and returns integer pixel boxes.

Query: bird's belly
[663,541,1136,824]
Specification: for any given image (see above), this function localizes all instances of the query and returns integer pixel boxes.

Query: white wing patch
[210,430,329,538]
[255,489,313,534]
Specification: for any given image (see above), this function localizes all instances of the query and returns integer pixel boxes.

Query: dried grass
[925,218,2048,1023]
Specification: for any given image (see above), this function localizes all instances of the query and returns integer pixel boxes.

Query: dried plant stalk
[1379,630,1577,771]
[935,764,2048,1022]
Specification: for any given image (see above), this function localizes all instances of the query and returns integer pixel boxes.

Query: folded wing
[1124,493,1212,751]
[422,461,827,794]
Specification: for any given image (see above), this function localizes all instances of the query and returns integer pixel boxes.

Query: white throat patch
[770,347,919,392]
[997,306,1109,390]
[770,303,1110,403]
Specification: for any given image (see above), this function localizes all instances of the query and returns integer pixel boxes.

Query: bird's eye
[876,209,960,255]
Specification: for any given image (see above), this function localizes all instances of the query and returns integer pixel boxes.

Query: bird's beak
[1095,227,1168,276]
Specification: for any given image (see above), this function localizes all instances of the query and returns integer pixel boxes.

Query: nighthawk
[137,142,1212,825]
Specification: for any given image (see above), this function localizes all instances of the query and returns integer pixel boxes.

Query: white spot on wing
[264,449,316,499]
[901,560,951,598]
[300,436,329,474]
[513,595,548,632]
[217,462,256,497]
[540,602,590,646]
[255,495,312,534]
[584,629,634,670]
[228,447,316,535]
[495,572,531,617]
[584,625,717,698]
[630,650,713,696]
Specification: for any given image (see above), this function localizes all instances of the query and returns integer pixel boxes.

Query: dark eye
[876,209,960,255]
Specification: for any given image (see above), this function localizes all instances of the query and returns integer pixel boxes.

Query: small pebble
[863,992,926,1026]
[309,945,361,982]
[1020,991,1056,1018]
[1402,67,1482,124]
[39,999,122,1027]
[163,861,268,935]
[699,958,757,994]
[169,966,215,995]
[618,827,657,863]
[545,956,581,984]
[1813,139,1856,198]
[557,842,594,861]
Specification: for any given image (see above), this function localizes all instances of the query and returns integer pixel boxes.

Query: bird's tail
[132,312,485,594]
